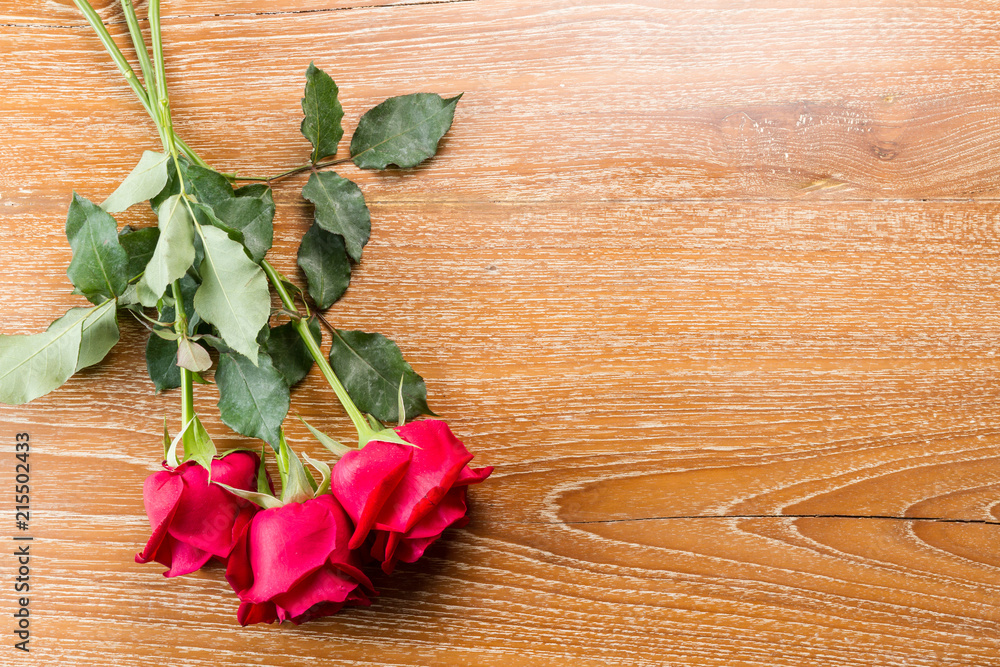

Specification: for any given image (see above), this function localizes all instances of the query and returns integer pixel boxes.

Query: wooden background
[1,1,999,665]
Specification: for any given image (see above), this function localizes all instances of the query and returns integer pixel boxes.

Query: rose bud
[331,419,493,574]
[225,494,374,625]
[136,450,263,577]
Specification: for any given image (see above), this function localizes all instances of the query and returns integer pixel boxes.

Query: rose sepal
[278,431,316,504]
[215,434,333,509]
[164,414,218,475]
[299,416,351,457]
[214,483,285,510]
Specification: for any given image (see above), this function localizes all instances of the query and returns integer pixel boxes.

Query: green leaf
[163,418,177,466]
[301,171,370,262]
[101,151,171,213]
[366,426,420,449]
[173,274,203,335]
[118,226,160,282]
[138,194,195,307]
[264,319,320,387]
[0,303,117,405]
[350,92,461,169]
[182,164,234,207]
[189,201,245,247]
[145,332,181,392]
[193,225,270,364]
[176,338,212,373]
[297,223,352,309]
[66,193,129,303]
[76,299,120,371]
[216,351,289,447]
[150,155,188,213]
[328,329,432,424]
[301,63,344,163]
[142,272,198,393]
[396,375,406,428]
[214,187,274,263]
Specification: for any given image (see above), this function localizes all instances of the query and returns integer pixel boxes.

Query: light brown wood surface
[2,1,1000,665]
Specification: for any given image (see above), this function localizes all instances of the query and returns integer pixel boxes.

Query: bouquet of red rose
[0,0,491,626]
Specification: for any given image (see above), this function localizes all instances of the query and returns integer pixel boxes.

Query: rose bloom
[331,419,493,574]
[225,494,374,625]
[136,451,262,577]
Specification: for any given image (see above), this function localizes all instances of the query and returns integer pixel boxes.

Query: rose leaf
[66,193,130,303]
[350,92,461,170]
[193,225,270,365]
[301,63,344,163]
[264,319,321,387]
[101,150,171,213]
[301,171,370,262]
[328,329,432,424]
[296,223,352,309]
[138,194,196,307]
[216,350,289,447]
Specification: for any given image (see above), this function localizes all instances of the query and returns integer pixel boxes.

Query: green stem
[232,156,354,184]
[120,1,154,97]
[72,0,171,149]
[174,135,210,169]
[260,260,371,442]
[171,281,196,450]
[147,0,175,155]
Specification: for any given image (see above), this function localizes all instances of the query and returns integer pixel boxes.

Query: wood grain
[2,2,1000,665]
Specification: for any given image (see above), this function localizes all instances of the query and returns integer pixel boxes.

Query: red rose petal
[237,601,278,626]
[225,518,254,596]
[454,464,494,487]
[161,537,213,578]
[272,564,360,619]
[405,486,471,540]
[168,464,241,558]
[332,442,411,549]
[242,495,351,603]
[135,472,183,566]
[375,420,475,533]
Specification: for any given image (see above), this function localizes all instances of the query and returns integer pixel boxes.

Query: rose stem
[260,261,373,444]
[78,1,363,448]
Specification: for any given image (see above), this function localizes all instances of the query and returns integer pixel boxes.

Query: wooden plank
[6,3,1000,200]
[0,0,449,24]
[2,200,999,663]
[2,1,1000,664]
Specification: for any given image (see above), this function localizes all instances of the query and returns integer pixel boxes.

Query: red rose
[225,494,374,625]
[136,451,262,577]
[331,419,493,574]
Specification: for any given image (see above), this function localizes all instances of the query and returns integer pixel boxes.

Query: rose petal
[406,486,471,540]
[237,601,278,626]
[378,487,472,572]
[272,565,361,619]
[289,592,371,625]
[332,442,411,549]
[454,464,494,488]
[390,534,440,566]
[225,518,254,596]
[161,537,213,578]
[375,420,475,533]
[168,464,242,557]
[242,496,351,603]
[135,472,183,566]
[211,451,261,489]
